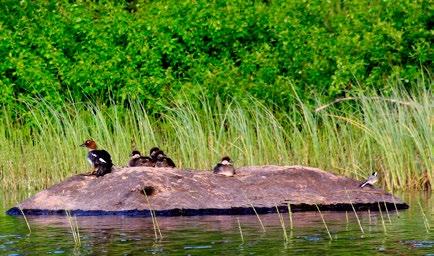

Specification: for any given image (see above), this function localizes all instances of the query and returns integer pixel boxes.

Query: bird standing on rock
[128,150,154,167]
[360,172,378,188]
[80,139,113,177]
[213,156,235,177]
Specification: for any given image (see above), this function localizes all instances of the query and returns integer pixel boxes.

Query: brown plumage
[213,156,235,177]
[128,150,154,167]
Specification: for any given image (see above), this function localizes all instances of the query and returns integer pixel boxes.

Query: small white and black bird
[128,150,154,167]
[80,139,113,177]
[154,151,176,168]
[360,172,378,188]
[213,156,235,177]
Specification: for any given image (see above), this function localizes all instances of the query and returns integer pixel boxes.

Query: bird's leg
[81,167,96,176]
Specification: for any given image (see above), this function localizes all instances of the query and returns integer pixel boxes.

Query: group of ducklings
[128,148,234,177]
[129,147,176,168]
[80,139,235,177]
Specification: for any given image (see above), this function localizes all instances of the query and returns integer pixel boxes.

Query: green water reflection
[1,191,433,255]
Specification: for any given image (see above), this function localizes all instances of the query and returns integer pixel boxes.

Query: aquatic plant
[242,191,266,232]
[383,199,392,224]
[0,85,431,192]
[65,210,81,247]
[17,205,31,235]
[275,205,289,242]
[236,217,244,244]
[368,209,372,226]
[143,191,163,240]
[287,203,293,230]
[417,201,431,233]
[391,193,400,217]
[377,202,387,233]
[314,204,332,240]
[345,189,364,233]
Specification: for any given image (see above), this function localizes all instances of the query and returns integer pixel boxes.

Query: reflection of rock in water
[24,210,394,234]
[8,165,408,216]
[19,209,403,255]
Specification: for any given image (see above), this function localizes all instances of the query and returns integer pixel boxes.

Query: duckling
[128,150,154,167]
[149,147,162,161]
[213,156,235,177]
[80,139,113,177]
[360,172,378,188]
[154,151,176,168]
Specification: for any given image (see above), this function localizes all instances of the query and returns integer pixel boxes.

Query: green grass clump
[65,210,81,247]
[0,85,431,192]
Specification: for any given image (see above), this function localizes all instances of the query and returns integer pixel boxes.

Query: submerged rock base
[7,165,408,216]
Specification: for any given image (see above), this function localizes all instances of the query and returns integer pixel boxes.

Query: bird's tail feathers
[360,182,368,188]
[95,164,113,177]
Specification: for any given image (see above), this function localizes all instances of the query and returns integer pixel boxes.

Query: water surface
[1,191,432,255]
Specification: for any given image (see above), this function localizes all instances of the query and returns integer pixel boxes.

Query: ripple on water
[403,240,434,248]
[184,245,213,250]
[297,235,322,242]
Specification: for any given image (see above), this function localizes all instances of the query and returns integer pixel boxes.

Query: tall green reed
[0,86,431,192]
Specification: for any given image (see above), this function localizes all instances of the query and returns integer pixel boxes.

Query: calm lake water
[1,191,433,255]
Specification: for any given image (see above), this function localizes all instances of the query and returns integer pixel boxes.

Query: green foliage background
[0,0,432,112]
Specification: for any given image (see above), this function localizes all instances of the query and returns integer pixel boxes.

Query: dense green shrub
[0,0,431,113]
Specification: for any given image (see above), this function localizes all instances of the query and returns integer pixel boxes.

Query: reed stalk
[144,191,162,240]
[250,203,266,232]
[345,189,364,233]
[236,217,244,243]
[382,199,392,224]
[377,202,387,233]
[391,195,400,217]
[417,201,431,233]
[275,205,288,242]
[368,209,372,225]
[17,205,31,235]
[314,204,332,240]
[65,210,81,247]
[287,203,293,230]
[345,211,349,224]
[242,191,266,232]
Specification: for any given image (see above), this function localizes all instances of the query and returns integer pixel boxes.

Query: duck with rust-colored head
[128,150,154,167]
[80,139,113,177]
[213,156,235,177]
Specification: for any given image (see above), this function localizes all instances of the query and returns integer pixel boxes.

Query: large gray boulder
[7,165,408,216]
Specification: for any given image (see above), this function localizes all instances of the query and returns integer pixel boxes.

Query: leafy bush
[0,0,431,113]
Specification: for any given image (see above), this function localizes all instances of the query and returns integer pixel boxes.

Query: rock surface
[7,165,408,216]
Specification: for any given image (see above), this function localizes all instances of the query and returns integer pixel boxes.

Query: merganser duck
[80,139,113,177]
[154,151,176,168]
[213,156,235,177]
[360,172,378,188]
[128,150,154,167]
